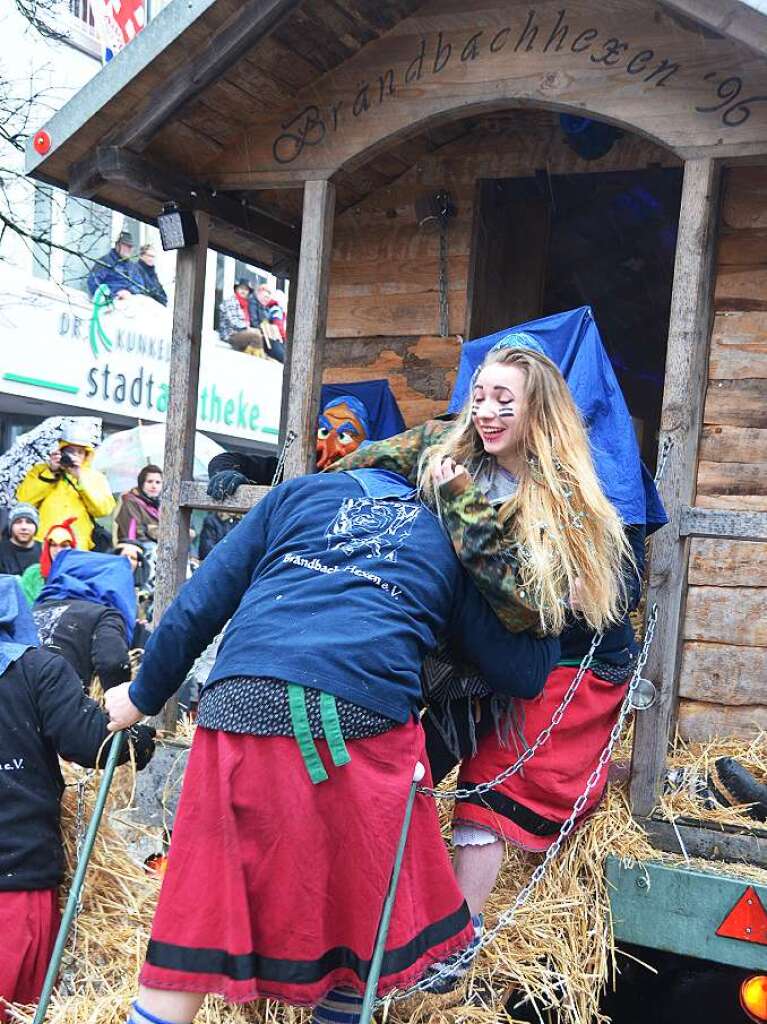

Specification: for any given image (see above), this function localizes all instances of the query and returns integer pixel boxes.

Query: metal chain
[438,222,449,338]
[270,429,297,487]
[654,436,673,485]
[418,630,603,801]
[388,604,659,1002]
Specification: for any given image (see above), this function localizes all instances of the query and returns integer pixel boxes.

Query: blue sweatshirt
[130,470,559,721]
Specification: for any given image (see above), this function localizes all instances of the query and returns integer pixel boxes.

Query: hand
[433,457,469,487]
[105,682,144,732]
[127,724,156,771]
[207,469,249,500]
[48,449,62,473]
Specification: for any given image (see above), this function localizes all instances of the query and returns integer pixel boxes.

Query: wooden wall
[323,116,677,425]
[677,167,767,741]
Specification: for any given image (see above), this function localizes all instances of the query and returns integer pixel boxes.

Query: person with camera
[17,421,115,552]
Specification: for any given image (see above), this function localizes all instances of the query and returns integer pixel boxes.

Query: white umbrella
[93,423,225,494]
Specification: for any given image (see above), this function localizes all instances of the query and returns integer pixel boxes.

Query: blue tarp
[449,306,667,532]
[0,575,39,676]
[321,380,405,442]
[38,549,136,639]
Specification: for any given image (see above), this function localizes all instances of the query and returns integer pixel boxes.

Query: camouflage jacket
[329,420,544,634]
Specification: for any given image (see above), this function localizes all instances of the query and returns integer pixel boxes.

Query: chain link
[270,429,297,487]
[438,223,449,338]
[654,436,673,486]
[418,630,603,801]
[387,605,659,1003]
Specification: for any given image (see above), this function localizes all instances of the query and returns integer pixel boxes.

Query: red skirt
[454,667,626,851]
[140,723,472,1006]
[0,889,60,1020]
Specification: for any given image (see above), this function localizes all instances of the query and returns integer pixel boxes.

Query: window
[62,196,112,293]
[31,185,53,280]
[213,252,226,331]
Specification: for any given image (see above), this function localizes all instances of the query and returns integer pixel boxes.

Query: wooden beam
[283,181,335,478]
[179,480,270,514]
[69,147,299,256]
[659,0,767,60]
[630,159,722,818]
[680,505,767,540]
[640,817,767,868]
[106,0,301,153]
[152,212,209,734]
[278,259,298,451]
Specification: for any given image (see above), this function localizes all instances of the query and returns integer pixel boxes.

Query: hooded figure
[18,517,78,606]
[16,418,115,551]
[32,549,135,692]
[0,575,154,1020]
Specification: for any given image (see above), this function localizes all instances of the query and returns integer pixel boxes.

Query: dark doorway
[466,167,683,467]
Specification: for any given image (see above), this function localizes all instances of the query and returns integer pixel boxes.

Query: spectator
[115,465,162,544]
[19,519,77,606]
[17,420,115,551]
[249,282,285,363]
[198,510,240,560]
[267,288,288,340]
[86,230,137,300]
[0,504,42,576]
[0,575,154,1021]
[217,280,265,355]
[133,245,168,306]
[32,549,134,693]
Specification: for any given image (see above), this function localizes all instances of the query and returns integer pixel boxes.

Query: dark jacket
[130,470,559,720]
[0,647,132,891]
[208,450,277,486]
[87,247,137,298]
[115,488,160,543]
[32,598,131,691]
[0,539,41,576]
[133,260,168,306]
[198,512,239,560]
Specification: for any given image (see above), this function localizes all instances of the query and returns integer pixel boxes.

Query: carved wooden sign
[206,0,767,187]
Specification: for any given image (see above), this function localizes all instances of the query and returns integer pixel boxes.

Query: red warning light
[33,130,52,155]
[716,886,767,946]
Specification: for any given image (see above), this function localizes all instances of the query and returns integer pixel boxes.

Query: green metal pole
[33,730,126,1024]
[359,761,425,1024]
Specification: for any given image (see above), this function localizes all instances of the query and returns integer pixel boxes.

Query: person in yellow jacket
[17,424,115,551]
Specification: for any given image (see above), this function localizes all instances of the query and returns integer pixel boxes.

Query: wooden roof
[25,0,767,266]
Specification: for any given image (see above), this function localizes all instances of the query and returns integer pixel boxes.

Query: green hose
[33,731,126,1024]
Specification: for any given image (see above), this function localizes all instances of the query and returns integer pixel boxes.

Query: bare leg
[136,985,205,1024]
[454,840,504,918]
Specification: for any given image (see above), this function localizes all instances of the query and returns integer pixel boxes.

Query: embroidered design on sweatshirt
[325,497,420,563]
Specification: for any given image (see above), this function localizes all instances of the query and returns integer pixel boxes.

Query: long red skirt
[140,723,472,1005]
[454,667,626,851]
[0,889,60,1021]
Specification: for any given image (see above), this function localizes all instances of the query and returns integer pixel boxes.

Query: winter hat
[8,503,39,529]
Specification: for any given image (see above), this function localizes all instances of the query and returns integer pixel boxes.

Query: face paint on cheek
[497,408,516,418]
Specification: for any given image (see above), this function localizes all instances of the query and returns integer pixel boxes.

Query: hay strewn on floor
[7,730,766,1024]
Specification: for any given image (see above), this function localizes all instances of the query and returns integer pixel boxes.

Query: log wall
[678,167,767,741]
[323,121,676,424]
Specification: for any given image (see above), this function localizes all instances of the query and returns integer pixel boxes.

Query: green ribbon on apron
[287,686,352,783]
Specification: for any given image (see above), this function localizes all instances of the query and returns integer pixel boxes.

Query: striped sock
[312,987,364,1024]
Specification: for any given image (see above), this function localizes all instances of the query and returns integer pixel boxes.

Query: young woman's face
[471,362,528,459]
[142,472,163,497]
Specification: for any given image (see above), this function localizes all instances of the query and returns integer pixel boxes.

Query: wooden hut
[26,0,767,846]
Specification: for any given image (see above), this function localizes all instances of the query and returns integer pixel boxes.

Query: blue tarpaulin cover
[0,575,40,676]
[38,549,137,639]
[320,379,406,441]
[449,306,667,532]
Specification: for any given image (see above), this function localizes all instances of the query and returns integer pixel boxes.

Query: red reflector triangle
[716,886,767,946]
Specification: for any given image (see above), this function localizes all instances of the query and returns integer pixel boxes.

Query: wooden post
[278,258,298,451]
[629,160,722,817]
[283,180,335,478]
[152,211,209,732]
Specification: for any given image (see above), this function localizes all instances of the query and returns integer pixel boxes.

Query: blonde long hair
[419,346,634,635]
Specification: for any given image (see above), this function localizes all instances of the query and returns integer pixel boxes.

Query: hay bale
[7,732,766,1024]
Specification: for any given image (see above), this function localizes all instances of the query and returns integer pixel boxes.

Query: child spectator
[0,575,154,1021]
[19,519,77,606]
[0,505,42,576]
